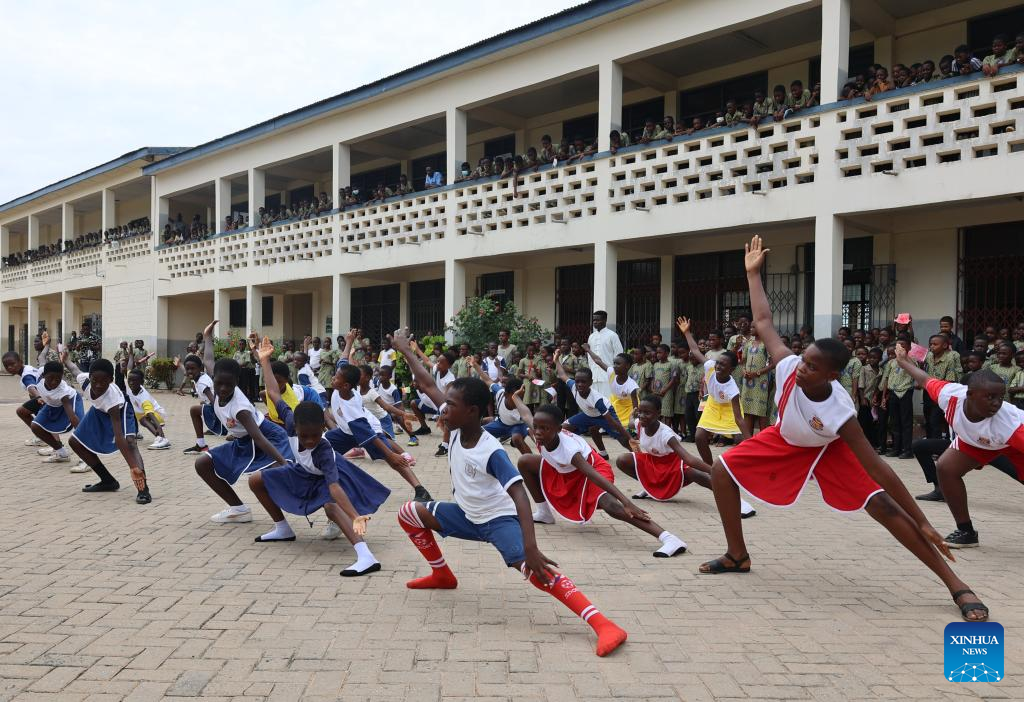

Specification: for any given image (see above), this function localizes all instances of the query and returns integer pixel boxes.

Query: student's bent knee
[865,491,900,519]
[195,454,213,475]
[517,454,541,472]
[247,472,263,490]
[615,453,632,470]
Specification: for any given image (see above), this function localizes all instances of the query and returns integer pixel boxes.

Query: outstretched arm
[667,436,710,472]
[581,343,608,371]
[238,409,288,466]
[894,344,930,386]
[570,452,649,521]
[391,329,445,408]
[744,235,792,362]
[256,337,282,406]
[59,347,82,378]
[552,351,570,382]
[202,320,217,375]
[510,387,534,429]
[676,317,706,365]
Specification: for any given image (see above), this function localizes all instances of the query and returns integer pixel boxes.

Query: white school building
[2,0,1024,359]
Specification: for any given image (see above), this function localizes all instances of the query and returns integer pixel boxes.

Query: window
[288,184,314,205]
[958,222,1024,340]
[262,296,274,326]
[484,135,516,160]
[623,97,668,141]
[351,284,400,345]
[616,259,660,349]
[562,113,598,144]
[680,72,767,124]
[555,264,594,341]
[673,251,749,337]
[809,44,875,89]
[351,164,401,200]
[409,279,445,338]
[478,271,514,308]
[411,152,445,191]
[968,7,1024,57]
[229,299,246,328]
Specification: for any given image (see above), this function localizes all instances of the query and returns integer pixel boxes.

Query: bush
[145,358,177,390]
[447,297,550,351]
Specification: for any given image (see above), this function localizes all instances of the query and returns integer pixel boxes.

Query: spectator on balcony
[469,157,492,180]
[864,67,894,101]
[892,64,913,89]
[539,135,556,164]
[723,100,744,127]
[371,183,394,203]
[638,118,669,144]
[748,90,775,127]
[492,156,508,178]
[913,60,937,85]
[567,135,596,162]
[807,82,821,108]
[454,161,472,182]
[395,174,413,196]
[608,130,630,155]
[682,116,704,136]
[982,34,1016,76]
[523,146,540,168]
[662,116,675,135]
[423,165,443,189]
[774,79,811,120]
[554,139,571,163]
[316,192,332,213]
[952,44,982,75]
[1015,33,1024,64]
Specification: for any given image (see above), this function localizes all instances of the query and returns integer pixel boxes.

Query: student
[471,358,532,455]
[981,34,1014,76]
[516,400,688,559]
[125,369,170,450]
[952,44,982,75]
[408,342,455,456]
[923,334,961,439]
[698,236,988,623]
[648,345,678,426]
[264,360,325,422]
[193,320,295,524]
[621,394,757,515]
[583,347,639,433]
[250,338,388,576]
[681,349,703,442]
[516,342,544,410]
[357,364,414,441]
[23,359,85,464]
[893,345,1024,551]
[677,318,749,465]
[738,326,773,436]
[373,364,416,444]
[4,347,50,449]
[63,353,152,505]
[180,348,228,455]
[390,329,627,657]
[983,343,1017,397]
[857,347,883,450]
[294,351,328,403]
[552,351,631,459]
[879,335,915,459]
[326,331,431,503]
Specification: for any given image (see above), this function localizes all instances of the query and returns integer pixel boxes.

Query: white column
[156,296,170,357]
[0,224,9,265]
[333,274,351,338]
[592,241,618,330]
[61,203,74,249]
[443,258,467,343]
[663,91,679,122]
[813,213,844,338]
[512,269,525,312]
[597,60,623,152]
[874,35,893,73]
[27,296,40,346]
[246,285,264,332]
[60,291,73,345]
[0,302,7,354]
[214,177,231,233]
[446,107,467,187]
[821,0,851,104]
[399,281,410,329]
[27,214,39,250]
[248,168,265,228]
[214,288,232,330]
[514,129,527,157]
[156,196,169,231]
[332,143,351,206]
[659,255,674,340]
[101,188,116,231]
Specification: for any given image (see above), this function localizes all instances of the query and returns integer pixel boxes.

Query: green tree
[447,297,550,351]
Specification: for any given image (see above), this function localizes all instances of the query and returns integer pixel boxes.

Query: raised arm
[676,317,706,365]
[37,330,52,367]
[59,347,82,378]
[410,340,434,370]
[552,351,570,382]
[510,387,534,429]
[581,343,608,372]
[894,344,931,386]
[391,329,445,408]
[202,320,217,375]
[256,337,282,406]
[744,235,792,362]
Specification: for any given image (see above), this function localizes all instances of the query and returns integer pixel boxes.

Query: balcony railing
[339,193,446,253]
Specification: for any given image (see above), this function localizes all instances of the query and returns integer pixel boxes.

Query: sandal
[699,552,750,574]
[952,589,989,622]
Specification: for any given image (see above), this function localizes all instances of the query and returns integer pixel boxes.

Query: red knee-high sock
[524,567,627,657]
[397,502,457,589]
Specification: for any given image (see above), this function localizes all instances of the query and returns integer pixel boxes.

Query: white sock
[196,438,207,448]
[532,501,556,523]
[55,446,68,458]
[343,541,379,574]
[655,531,687,557]
[440,442,449,449]
[740,498,755,515]
[260,519,294,541]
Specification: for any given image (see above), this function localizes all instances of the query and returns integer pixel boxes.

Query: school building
[2,0,1024,358]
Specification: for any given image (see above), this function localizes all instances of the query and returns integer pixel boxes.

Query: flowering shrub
[447,297,550,351]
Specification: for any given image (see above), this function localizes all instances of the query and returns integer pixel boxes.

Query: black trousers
[857,405,878,449]
[684,391,700,439]
[888,389,915,454]
[239,367,258,402]
[913,437,1022,485]
[922,392,948,439]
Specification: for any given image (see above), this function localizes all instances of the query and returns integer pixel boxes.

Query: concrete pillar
[512,269,525,312]
[659,255,674,340]
[27,214,39,250]
[156,296,170,357]
[333,274,351,339]
[874,35,893,72]
[246,285,264,333]
[248,168,266,228]
[514,129,527,158]
[156,196,169,231]
[813,213,844,338]
[101,188,116,232]
[597,60,623,152]
[214,177,231,232]
[0,224,9,264]
[61,291,73,345]
[446,107,467,187]
[214,288,233,330]
[663,91,679,122]
[27,296,40,347]
[443,258,467,343]
[61,203,74,249]
[333,143,351,206]
[0,301,7,354]
[592,241,618,330]
[399,281,410,329]
[821,0,851,104]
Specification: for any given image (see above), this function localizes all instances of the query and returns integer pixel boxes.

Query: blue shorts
[567,412,621,439]
[416,399,440,416]
[426,501,526,566]
[32,395,85,434]
[483,420,528,440]
[72,403,138,456]
[379,414,395,438]
[210,419,294,484]
[325,428,389,460]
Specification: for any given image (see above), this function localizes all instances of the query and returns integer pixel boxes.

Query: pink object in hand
[909,343,927,362]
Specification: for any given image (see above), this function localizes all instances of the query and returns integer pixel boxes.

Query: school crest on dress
[809,416,824,431]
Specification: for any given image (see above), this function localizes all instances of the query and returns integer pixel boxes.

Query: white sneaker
[147,437,171,450]
[24,437,43,447]
[531,503,556,524]
[37,447,54,456]
[321,522,342,540]
[210,506,253,524]
[42,453,70,463]
[70,461,91,473]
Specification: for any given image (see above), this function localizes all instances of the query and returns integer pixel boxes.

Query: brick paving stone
[1,379,1022,700]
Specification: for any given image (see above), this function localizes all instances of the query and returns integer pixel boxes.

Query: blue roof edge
[143,0,644,176]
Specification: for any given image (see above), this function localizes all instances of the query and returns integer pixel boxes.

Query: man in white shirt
[587,310,623,400]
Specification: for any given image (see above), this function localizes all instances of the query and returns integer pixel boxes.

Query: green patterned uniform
[984,360,1018,399]
[881,361,914,398]
[517,356,543,404]
[671,357,688,416]
[628,360,652,396]
[839,357,862,402]
[740,339,773,416]
[317,349,339,387]
[925,351,961,383]
[650,361,677,417]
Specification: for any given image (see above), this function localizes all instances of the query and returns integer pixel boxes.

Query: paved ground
[0,377,1021,701]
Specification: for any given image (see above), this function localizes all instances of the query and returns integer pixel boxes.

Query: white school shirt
[373,379,402,406]
[77,372,127,413]
[704,359,740,403]
[214,386,265,439]
[490,383,522,425]
[540,431,592,474]
[566,379,610,418]
[634,420,679,456]
[377,348,396,368]
[926,379,1024,452]
[126,385,165,416]
[330,389,384,434]
[419,367,455,412]
[308,347,322,371]
[774,355,856,447]
[35,379,77,407]
[297,364,326,395]
[448,429,522,524]
[20,365,40,392]
[482,356,505,381]
[195,373,215,404]
[608,371,639,401]
[360,386,388,419]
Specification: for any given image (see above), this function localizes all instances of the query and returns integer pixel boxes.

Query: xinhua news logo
[944,622,1003,682]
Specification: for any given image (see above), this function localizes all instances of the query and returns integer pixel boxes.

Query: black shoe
[884,449,900,458]
[898,451,913,460]
[83,480,120,493]
[136,489,152,504]
[434,444,448,457]
[915,488,945,502]
[183,444,208,455]
[413,426,432,436]
[945,528,979,549]
[414,485,433,503]
[340,562,381,577]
